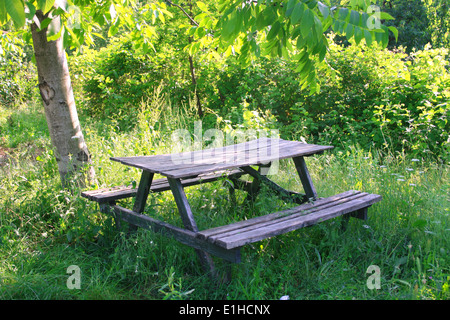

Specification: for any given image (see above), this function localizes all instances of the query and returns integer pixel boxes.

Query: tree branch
[165,0,199,26]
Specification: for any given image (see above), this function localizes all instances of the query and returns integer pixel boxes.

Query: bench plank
[113,205,241,263]
[81,169,244,203]
[197,191,382,249]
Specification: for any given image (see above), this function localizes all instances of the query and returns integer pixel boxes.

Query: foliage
[208,0,395,92]
[1,104,449,299]
[192,36,449,161]
[1,0,396,94]
[380,0,431,52]
[0,32,36,106]
[423,0,450,49]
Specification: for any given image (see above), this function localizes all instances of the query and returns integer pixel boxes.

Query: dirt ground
[0,146,12,166]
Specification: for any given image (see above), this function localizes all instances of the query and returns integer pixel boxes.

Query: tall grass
[0,97,448,300]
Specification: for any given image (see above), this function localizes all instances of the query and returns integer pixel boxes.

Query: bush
[0,34,37,106]
[71,33,449,161]
[195,38,449,161]
[282,39,449,161]
[70,37,194,130]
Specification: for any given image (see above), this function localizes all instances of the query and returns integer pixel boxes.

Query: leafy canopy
[0,0,396,92]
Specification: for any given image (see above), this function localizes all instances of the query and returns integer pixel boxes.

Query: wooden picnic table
[82,137,381,278]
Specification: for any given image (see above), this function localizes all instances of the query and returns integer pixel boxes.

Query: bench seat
[81,169,244,204]
[197,190,382,250]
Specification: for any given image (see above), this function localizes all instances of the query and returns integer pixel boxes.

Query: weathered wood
[113,205,241,263]
[81,169,244,204]
[167,178,198,232]
[240,165,307,204]
[110,138,333,179]
[111,137,281,167]
[293,156,317,200]
[133,170,154,213]
[82,185,137,203]
[197,191,382,249]
[341,206,369,231]
[168,177,218,275]
[197,190,361,239]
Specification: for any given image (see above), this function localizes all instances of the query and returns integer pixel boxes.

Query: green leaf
[349,10,360,26]
[314,15,322,37]
[285,0,297,17]
[5,0,25,28]
[0,0,7,25]
[222,15,236,40]
[290,2,304,25]
[25,1,36,20]
[318,42,327,61]
[255,9,267,30]
[37,0,55,14]
[197,1,208,13]
[388,26,398,42]
[332,19,344,34]
[317,1,329,19]
[47,16,61,38]
[300,8,313,38]
[379,12,395,20]
[37,17,52,31]
[364,28,372,46]
[338,7,349,21]
[354,26,363,45]
[345,22,354,38]
[381,25,389,48]
[267,20,280,41]
[296,34,306,49]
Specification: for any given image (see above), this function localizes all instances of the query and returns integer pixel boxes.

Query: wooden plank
[165,144,332,179]
[81,169,245,203]
[133,170,154,213]
[207,193,379,243]
[240,165,307,204]
[112,205,241,263]
[168,178,198,232]
[111,137,281,167]
[197,190,363,239]
[168,177,218,274]
[81,186,136,203]
[158,142,332,178]
[212,193,382,249]
[293,156,317,199]
[110,138,333,179]
[110,138,278,170]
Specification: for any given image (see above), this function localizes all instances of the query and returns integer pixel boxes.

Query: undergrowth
[0,100,448,300]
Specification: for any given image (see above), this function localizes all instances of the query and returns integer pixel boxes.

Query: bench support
[168,178,218,277]
[112,205,241,263]
[240,165,307,204]
[82,163,381,282]
[341,207,369,231]
[293,156,317,200]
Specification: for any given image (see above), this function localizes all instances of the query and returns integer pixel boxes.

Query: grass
[0,100,449,300]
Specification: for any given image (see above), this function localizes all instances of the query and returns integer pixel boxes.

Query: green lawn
[0,102,448,300]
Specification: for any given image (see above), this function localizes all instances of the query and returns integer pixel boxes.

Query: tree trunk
[31,11,95,188]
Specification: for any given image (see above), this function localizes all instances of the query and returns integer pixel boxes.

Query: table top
[111,137,333,179]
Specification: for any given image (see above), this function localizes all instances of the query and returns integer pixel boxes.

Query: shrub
[0,34,37,106]
[283,39,449,161]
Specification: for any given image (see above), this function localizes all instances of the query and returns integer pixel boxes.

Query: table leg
[240,165,307,204]
[129,170,154,233]
[167,178,217,278]
[293,156,317,200]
